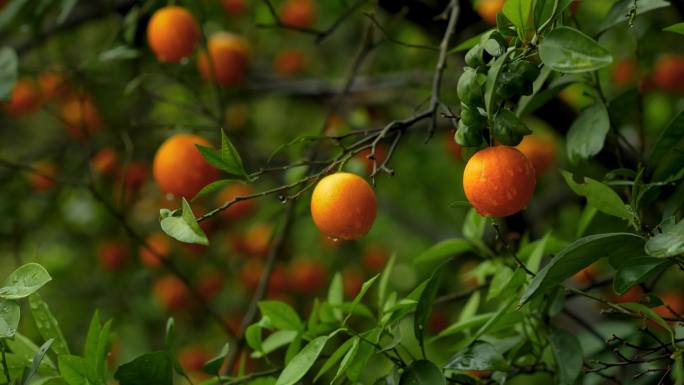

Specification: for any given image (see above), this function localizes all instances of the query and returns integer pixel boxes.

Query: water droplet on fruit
[329,237,339,243]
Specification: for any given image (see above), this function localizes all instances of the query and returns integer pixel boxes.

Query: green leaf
[502,0,533,38]
[566,101,609,164]
[94,320,112,382]
[20,339,53,385]
[28,293,70,355]
[621,302,673,336]
[561,171,634,222]
[345,274,379,324]
[467,299,515,345]
[378,254,396,313]
[114,351,173,385]
[539,27,612,73]
[576,206,598,238]
[0,263,52,299]
[0,47,17,101]
[613,257,671,295]
[57,0,77,23]
[520,233,644,304]
[245,324,263,353]
[449,32,485,54]
[645,218,684,258]
[58,355,95,385]
[0,299,19,338]
[665,22,684,35]
[484,54,508,117]
[328,273,344,321]
[399,360,445,385]
[220,129,247,177]
[463,209,487,242]
[314,337,354,382]
[275,335,328,385]
[649,111,684,181]
[203,343,230,375]
[525,232,550,274]
[192,179,235,202]
[598,0,670,33]
[83,311,101,373]
[258,301,303,331]
[414,269,443,354]
[432,312,522,341]
[549,329,583,385]
[98,46,140,62]
[414,239,472,266]
[345,329,379,382]
[160,198,208,245]
[488,267,526,301]
[458,291,480,323]
[258,330,297,357]
[0,0,30,33]
[444,341,509,371]
[331,336,360,384]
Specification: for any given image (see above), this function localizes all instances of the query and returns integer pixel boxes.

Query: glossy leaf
[598,0,670,33]
[650,111,684,181]
[0,263,52,299]
[521,233,644,304]
[0,299,19,338]
[549,329,583,385]
[539,27,612,73]
[414,239,472,266]
[614,257,671,294]
[665,22,684,35]
[444,341,509,371]
[645,218,684,258]
[275,335,328,385]
[203,343,230,375]
[0,47,17,101]
[561,171,634,222]
[566,101,609,163]
[28,294,70,355]
[114,351,173,385]
[258,301,303,331]
[399,360,445,385]
[502,0,533,38]
[160,198,208,245]
[414,269,443,354]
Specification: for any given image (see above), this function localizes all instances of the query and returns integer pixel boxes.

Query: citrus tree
[1,0,684,384]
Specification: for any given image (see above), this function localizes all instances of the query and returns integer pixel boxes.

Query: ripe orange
[342,266,364,298]
[197,270,224,301]
[97,240,130,271]
[280,0,317,29]
[29,161,57,191]
[153,134,220,199]
[178,346,211,372]
[239,259,289,293]
[234,223,272,257]
[39,72,69,100]
[225,103,249,129]
[572,263,600,285]
[153,275,192,312]
[216,183,255,220]
[514,131,556,175]
[274,49,305,76]
[355,146,387,175]
[475,0,503,26]
[198,32,250,86]
[612,286,643,303]
[653,54,684,94]
[361,244,389,272]
[611,58,639,88]
[310,172,377,240]
[268,264,290,295]
[59,94,102,140]
[654,292,684,319]
[222,0,247,16]
[118,160,150,191]
[4,78,41,117]
[462,146,536,217]
[288,259,328,294]
[91,148,119,176]
[139,232,171,269]
[147,6,199,62]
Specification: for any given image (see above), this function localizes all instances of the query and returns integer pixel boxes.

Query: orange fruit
[39,72,69,100]
[153,134,220,199]
[97,240,130,271]
[29,161,57,191]
[361,244,389,272]
[310,172,377,240]
[654,292,684,319]
[153,275,192,312]
[458,260,480,289]
[222,0,247,16]
[197,270,224,301]
[4,78,41,117]
[342,266,364,298]
[445,134,462,160]
[198,32,249,86]
[280,0,317,29]
[515,131,556,175]
[653,54,684,94]
[612,286,643,303]
[611,58,639,88]
[475,0,503,26]
[288,259,328,294]
[119,160,150,191]
[147,6,199,62]
[428,310,449,334]
[59,94,102,140]
[268,264,290,295]
[178,346,211,372]
[216,183,255,220]
[274,49,305,76]
[139,232,171,269]
[238,223,273,257]
[91,148,119,176]
[225,103,249,129]
[355,146,387,175]
[462,146,535,217]
[572,263,600,285]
